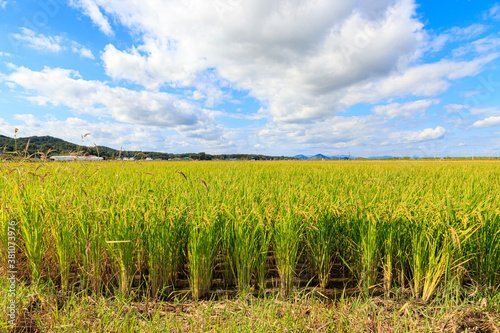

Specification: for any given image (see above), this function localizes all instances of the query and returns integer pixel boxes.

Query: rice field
[1,160,500,302]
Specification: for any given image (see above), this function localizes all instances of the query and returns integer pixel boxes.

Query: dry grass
[2,283,499,332]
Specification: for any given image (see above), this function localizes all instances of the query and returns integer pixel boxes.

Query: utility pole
[434,147,436,159]
[472,147,474,161]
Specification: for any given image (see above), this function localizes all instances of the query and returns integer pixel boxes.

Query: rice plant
[305,207,341,289]
[1,159,499,302]
[188,204,220,299]
[272,196,305,297]
[223,204,270,293]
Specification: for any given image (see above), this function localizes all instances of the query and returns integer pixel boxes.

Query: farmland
[1,160,500,331]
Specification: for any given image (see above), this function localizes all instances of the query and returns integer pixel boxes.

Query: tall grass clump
[48,213,75,291]
[146,203,188,297]
[469,209,500,288]
[188,205,220,299]
[17,184,46,282]
[305,207,341,289]
[357,212,380,296]
[223,204,270,293]
[272,197,305,297]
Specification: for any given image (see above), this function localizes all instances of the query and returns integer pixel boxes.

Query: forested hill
[0,135,289,160]
[0,135,118,158]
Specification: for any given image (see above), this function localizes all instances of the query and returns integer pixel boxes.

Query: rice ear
[176,170,187,181]
[93,142,100,157]
[24,138,30,157]
[197,178,208,192]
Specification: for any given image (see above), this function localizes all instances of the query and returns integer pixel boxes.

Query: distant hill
[0,135,118,158]
[296,154,354,160]
[0,135,290,161]
[294,154,309,160]
[309,154,331,160]
[330,155,352,160]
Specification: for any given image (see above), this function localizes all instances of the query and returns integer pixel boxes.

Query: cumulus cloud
[256,114,385,152]
[2,114,164,150]
[6,0,499,155]
[372,99,439,119]
[88,0,429,122]
[5,65,223,139]
[472,116,500,128]
[0,114,236,153]
[209,110,266,120]
[12,28,94,59]
[389,126,447,143]
[350,54,497,104]
[81,0,499,126]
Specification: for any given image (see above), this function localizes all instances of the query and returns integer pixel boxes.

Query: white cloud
[342,54,498,108]
[5,65,223,139]
[256,114,385,152]
[69,0,113,36]
[389,126,447,143]
[453,34,500,57]
[488,3,500,20]
[12,28,95,59]
[2,114,165,151]
[470,107,500,116]
[447,24,487,42]
[441,104,472,125]
[461,91,479,98]
[70,42,95,59]
[0,52,12,57]
[445,104,469,112]
[0,0,7,9]
[84,0,498,126]
[472,116,500,128]
[89,0,430,122]
[0,114,238,154]
[209,110,266,120]
[13,28,63,53]
[372,99,439,119]
[422,24,487,55]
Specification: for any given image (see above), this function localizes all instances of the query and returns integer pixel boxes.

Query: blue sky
[0,0,499,157]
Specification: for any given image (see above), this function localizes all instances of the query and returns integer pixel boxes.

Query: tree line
[0,135,290,161]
